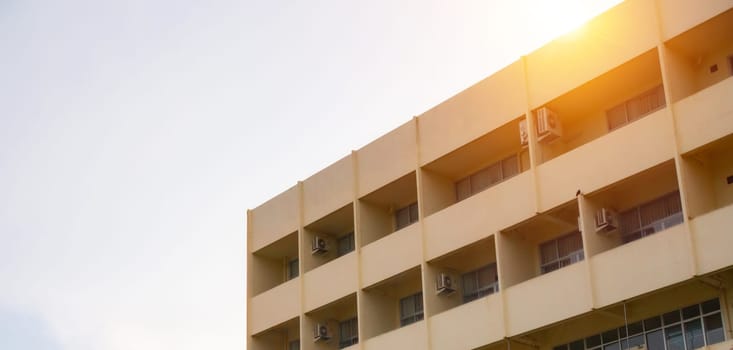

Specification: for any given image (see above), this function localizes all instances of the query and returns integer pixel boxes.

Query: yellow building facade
[247,1,733,349]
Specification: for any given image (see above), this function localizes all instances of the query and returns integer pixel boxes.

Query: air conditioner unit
[536,107,562,143]
[311,236,328,255]
[519,119,529,146]
[595,208,618,233]
[313,323,331,342]
[436,272,455,296]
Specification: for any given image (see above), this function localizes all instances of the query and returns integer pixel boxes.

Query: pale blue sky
[1,1,619,349]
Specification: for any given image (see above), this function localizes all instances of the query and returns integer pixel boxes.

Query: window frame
[606,85,666,131]
[286,258,299,280]
[395,202,419,231]
[539,231,584,274]
[455,154,521,202]
[337,232,355,257]
[618,191,683,244]
[552,298,725,350]
[399,292,424,327]
[338,317,358,349]
[462,263,499,303]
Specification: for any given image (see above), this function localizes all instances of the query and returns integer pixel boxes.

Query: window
[462,263,499,303]
[456,154,520,201]
[286,258,299,280]
[337,232,355,257]
[619,191,683,244]
[552,298,725,350]
[607,85,665,131]
[288,340,300,350]
[395,202,419,230]
[399,292,424,327]
[540,231,584,274]
[339,317,358,348]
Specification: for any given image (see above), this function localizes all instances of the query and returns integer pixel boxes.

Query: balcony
[304,294,358,350]
[674,77,733,154]
[303,253,358,312]
[425,237,499,315]
[418,61,528,166]
[363,320,427,350]
[429,293,504,350]
[303,204,355,273]
[504,261,592,336]
[358,172,419,247]
[356,120,417,198]
[591,224,692,307]
[420,117,530,218]
[360,267,423,341]
[658,0,733,40]
[249,185,299,252]
[524,0,659,107]
[691,204,733,275]
[539,108,675,210]
[251,231,299,296]
[303,154,354,226]
[580,161,684,258]
[361,223,421,288]
[249,316,300,350]
[424,171,534,261]
[498,200,582,288]
[250,278,300,335]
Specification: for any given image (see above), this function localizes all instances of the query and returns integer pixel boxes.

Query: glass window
[644,316,662,331]
[684,319,705,350]
[646,329,664,350]
[602,329,619,343]
[454,154,521,202]
[462,264,498,303]
[287,258,299,280]
[682,305,700,319]
[701,299,720,314]
[338,317,358,348]
[399,292,424,327]
[703,314,724,345]
[502,155,520,179]
[627,321,644,336]
[395,202,418,231]
[606,85,665,131]
[586,334,602,349]
[337,232,355,257]
[456,178,471,201]
[607,104,628,130]
[619,191,682,244]
[540,231,583,274]
[471,167,493,193]
[554,299,725,350]
[570,340,585,350]
[663,310,681,325]
[665,325,684,350]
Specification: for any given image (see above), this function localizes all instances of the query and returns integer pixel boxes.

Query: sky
[0,1,620,349]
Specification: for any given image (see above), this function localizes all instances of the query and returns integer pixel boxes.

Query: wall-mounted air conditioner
[519,119,529,146]
[311,236,328,255]
[595,208,618,233]
[436,272,455,296]
[536,107,562,143]
[313,323,331,342]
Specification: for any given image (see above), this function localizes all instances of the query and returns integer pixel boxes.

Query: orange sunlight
[525,0,624,41]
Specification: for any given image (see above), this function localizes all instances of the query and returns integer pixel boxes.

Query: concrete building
[246,1,733,349]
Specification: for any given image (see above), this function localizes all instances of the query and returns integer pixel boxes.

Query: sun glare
[526,0,623,42]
